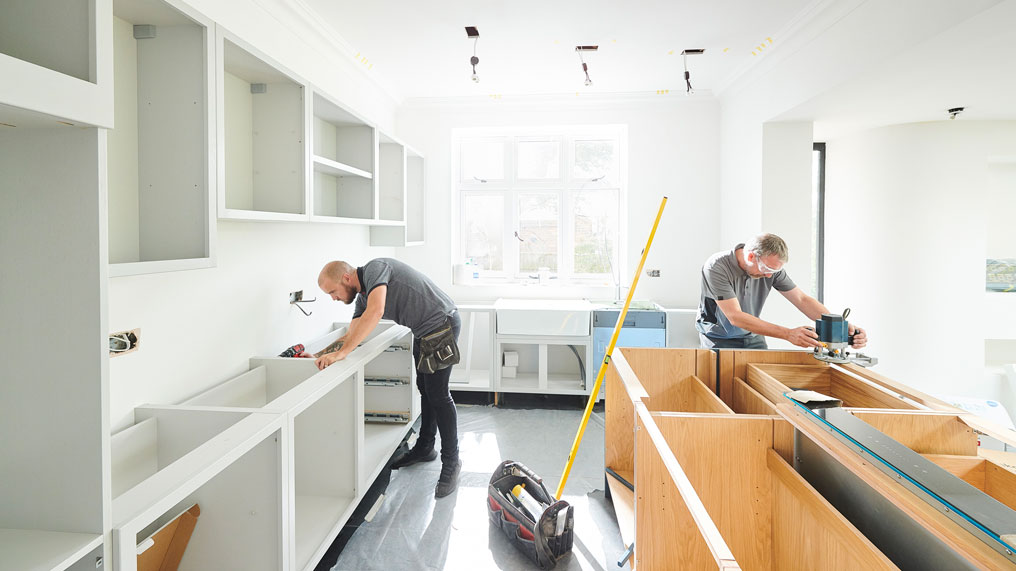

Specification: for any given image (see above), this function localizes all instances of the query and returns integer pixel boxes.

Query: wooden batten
[768,450,897,570]
[651,413,774,571]
[848,411,978,456]
[635,406,740,570]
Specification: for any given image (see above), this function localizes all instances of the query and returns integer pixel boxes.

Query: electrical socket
[109,328,140,358]
[646,269,661,277]
[289,290,303,303]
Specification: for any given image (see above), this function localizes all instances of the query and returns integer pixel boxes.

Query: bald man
[315,258,462,498]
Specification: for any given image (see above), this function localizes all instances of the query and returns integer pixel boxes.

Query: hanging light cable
[681,49,705,95]
[466,26,480,83]
[576,45,598,87]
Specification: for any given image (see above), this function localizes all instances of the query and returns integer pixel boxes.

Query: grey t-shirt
[353,258,457,337]
[696,244,796,340]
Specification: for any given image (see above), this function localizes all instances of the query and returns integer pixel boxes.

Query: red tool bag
[487,460,574,569]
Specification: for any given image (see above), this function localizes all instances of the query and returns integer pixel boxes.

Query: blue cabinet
[592,309,666,380]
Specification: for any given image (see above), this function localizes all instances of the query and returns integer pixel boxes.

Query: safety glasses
[754,254,782,275]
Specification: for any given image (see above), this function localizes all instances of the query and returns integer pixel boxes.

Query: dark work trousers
[412,311,461,465]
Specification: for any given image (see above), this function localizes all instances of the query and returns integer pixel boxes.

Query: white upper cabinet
[0,0,113,128]
[310,91,376,223]
[108,0,216,276]
[217,27,309,222]
[370,139,425,247]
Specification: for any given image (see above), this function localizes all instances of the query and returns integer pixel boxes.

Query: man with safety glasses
[696,233,868,349]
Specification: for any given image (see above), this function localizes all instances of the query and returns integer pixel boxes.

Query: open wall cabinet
[108,0,216,276]
[370,139,426,246]
[217,27,308,222]
[0,0,113,128]
[310,91,375,223]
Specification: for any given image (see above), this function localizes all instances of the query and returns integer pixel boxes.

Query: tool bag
[415,321,460,374]
[487,460,574,569]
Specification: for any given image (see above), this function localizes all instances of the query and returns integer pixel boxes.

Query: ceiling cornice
[401,90,718,109]
[714,0,863,96]
[254,0,406,106]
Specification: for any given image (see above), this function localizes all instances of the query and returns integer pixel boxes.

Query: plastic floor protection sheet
[331,404,630,571]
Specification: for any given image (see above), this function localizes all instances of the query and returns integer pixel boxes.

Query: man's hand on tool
[787,326,823,348]
[849,324,868,349]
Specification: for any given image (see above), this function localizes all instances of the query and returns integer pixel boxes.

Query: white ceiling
[780,0,1016,139]
[301,0,815,100]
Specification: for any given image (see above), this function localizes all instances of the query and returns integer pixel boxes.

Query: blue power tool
[813,308,877,367]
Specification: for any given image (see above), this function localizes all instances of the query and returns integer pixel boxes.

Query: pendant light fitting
[576,45,598,87]
[466,26,480,83]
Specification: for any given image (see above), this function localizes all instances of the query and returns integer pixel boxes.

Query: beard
[341,284,357,304]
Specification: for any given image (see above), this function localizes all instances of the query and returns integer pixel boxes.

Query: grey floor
[332,403,630,570]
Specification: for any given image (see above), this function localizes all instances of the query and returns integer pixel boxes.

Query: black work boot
[434,458,462,498]
[391,446,437,469]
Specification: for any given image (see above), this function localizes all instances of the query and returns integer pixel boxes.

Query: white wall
[396,97,721,309]
[717,0,1000,262]
[757,121,817,348]
[107,0,399,429]
[824,121,1016,411]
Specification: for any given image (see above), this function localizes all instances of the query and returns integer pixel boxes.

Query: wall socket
[109,328,140,358]
[289,290,304,303]
[646,269,661,277]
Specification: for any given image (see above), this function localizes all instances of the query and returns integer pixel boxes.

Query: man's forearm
[799,297,831,321]
[315,337,345,358]
[728,312,789,340]
[337,312,382,357]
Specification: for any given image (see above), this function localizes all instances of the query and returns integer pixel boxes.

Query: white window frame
[452,125,628,285]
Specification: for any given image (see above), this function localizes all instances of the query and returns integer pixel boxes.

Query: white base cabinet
[110,321,417,571]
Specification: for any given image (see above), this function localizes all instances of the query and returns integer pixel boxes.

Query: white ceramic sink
[494,298,593,336]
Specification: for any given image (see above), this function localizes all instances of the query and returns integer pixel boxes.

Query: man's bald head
[319,261,358,304]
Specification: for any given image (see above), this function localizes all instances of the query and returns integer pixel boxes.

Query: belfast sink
[494,298,593,336]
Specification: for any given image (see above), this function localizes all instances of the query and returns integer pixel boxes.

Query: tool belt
[415,318,460,374]
[487,460,574,569]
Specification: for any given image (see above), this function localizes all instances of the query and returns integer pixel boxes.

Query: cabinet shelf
[0,529,102,571]
[313,155,372,179]
[450,369,495,391]
[311,91,374,221]
[295,494,356,571]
